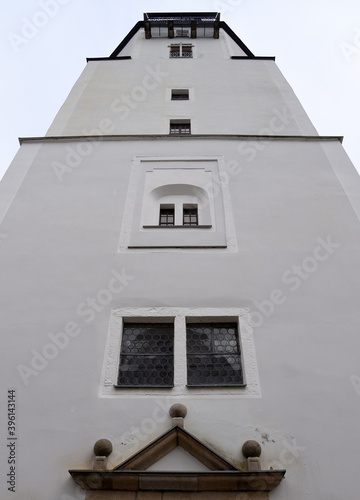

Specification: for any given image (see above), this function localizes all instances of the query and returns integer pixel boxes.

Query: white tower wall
[0,16,359,500]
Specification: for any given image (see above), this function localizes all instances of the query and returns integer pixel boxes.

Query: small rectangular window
[169,44,193,58]
[159,205,175,226]
[171,89,189,101]
[118,323,174,387]
[182,45,193,57]
[170,120,191,135]
[183,205,198,226]
[170,45,181,58]
[175,28,191,38]
[186,322,244,387]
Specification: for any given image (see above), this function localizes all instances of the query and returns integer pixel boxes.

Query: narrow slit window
[170,120,191,135]
[171,89,189,101]
[186,322,244,387]
[159,205,175,226]
[183,205,198,226]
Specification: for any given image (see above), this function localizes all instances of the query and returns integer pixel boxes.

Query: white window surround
[99,307,261,398]
[167,88,193,101]
[169,43,194,58]
[117,156,238,252]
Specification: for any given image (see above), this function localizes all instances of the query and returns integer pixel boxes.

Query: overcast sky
[1,0,359,180]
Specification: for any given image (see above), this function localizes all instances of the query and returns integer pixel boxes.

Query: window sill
[186,384,247,388]
[143,225,212,229]
[114,385,174,389]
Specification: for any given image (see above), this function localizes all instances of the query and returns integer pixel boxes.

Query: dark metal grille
[183,207,198,226]
[159,207,175,225]
[169,45,193,58]
[170,45,181,57]
[117,323,174,387]
[182,45,193,57]
[186,323,243,386]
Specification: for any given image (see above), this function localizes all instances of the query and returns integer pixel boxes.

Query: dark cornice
[86,56,131,62]
[19,135,344,145]
[219,21,255,57]
[231,56,276,61]
[109,20,144,58]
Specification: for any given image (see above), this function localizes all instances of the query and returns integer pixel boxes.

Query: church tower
[1,12,360,499]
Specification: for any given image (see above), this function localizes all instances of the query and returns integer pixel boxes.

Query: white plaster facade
[1,13,360,500]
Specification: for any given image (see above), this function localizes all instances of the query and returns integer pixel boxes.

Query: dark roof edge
[220,21,255,57]
[146,12,219,18]
[108,19,255,59]
[231,56,276,60]
[109,21,144,58]
[19,135,344,145]
[87,56,131,62]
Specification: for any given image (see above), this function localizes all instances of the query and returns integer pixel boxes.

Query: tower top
[109,12,254,58]
[143,12,221,39]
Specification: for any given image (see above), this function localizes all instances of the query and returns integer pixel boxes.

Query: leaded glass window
[186,323,244,386]
[117,323,174,387]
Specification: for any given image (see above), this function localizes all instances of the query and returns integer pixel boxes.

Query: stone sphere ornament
[93,438,113,457]
[169,403,187,418]
[242,440,262,458]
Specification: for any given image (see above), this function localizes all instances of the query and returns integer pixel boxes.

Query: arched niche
[142,183,212,226]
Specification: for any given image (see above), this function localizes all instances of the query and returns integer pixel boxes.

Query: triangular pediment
[147,447,211,472]
[115,426,237,471]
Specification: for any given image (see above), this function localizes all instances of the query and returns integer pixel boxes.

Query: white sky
[1,0,359,180]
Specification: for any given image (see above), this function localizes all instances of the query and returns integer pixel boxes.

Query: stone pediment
[69,404,285,499]
[115,425,237,472]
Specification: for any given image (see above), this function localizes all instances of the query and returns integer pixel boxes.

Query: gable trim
[115,426,237,471]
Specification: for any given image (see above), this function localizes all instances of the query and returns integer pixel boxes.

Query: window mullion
[174,315,187,388]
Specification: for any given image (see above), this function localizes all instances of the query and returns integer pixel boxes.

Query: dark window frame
[183,205,198,226]
[170,120,191,135]
[169,43,193,58]
[171,89,190,101]
[159,205,175,226]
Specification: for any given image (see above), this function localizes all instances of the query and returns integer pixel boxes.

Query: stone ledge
[69,470,285,492]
